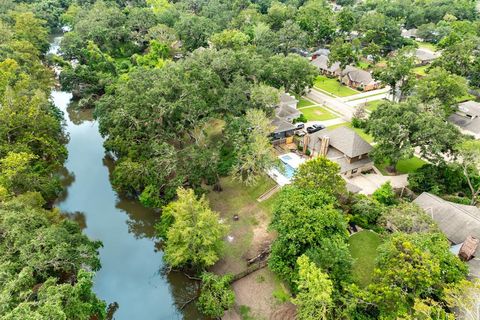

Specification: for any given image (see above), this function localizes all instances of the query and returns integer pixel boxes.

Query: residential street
[306,88,356,120]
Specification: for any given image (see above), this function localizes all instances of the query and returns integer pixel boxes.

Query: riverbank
[49,35,201,319]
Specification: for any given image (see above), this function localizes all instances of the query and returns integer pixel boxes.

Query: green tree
[456,140,480,204]
[210,29,250,50]
[362,232,467,318]
[276,20,307,56]
[380,202,438,234]
[269,186,347,285]
[175,14,217,51]
[197,273,235,318]
[294,255,334,320]
[372,181,397,206]
[329,38,359,69]
[367,100,460,170]
[415,67,468,115]
[296,0,335,46]
[231,109,278,186]
[293,157,346,196]
[373,48,415,101]
[159,188,228,270]
[265,53,318,95]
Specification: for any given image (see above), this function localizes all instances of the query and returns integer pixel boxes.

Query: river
[49,36,201,320]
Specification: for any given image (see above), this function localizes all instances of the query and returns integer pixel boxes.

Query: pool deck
[267,153,306,186]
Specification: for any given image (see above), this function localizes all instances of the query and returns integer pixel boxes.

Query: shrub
[372,182,397,206]
[294,113,308,123]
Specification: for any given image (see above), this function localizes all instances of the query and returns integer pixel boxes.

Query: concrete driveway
[347,172,408,195]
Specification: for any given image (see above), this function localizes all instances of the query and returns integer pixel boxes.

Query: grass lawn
[376,156,427,175]
[364,99,385,112]
[413,65,429,77]
[328,122,374,143]
[298,97,315,108]
[207,175,277,273]
[456,92,476,103]
[299,106,338,121]
[416,41,438,52]
[314,75,359,97]
[357,60,370,70]
[349,230,382,287]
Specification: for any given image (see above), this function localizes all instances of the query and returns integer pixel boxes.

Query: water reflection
[52,88,204,320]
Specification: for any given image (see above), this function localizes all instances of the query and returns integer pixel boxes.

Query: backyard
[314,75,359,97]
[349,230,382,287]
[376,156,427,175]
[207,176,288,319]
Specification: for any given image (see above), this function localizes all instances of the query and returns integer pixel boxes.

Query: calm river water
[50,36,201,320]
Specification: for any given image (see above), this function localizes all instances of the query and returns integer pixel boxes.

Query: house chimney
[319,137,330,157]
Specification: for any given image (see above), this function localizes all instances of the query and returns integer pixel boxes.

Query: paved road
[346,93,389,107]
[306,88,355,121]
[340,86,391,102]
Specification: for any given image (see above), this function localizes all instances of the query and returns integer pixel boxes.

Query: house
[448,101,480,139]
[311,56,381,91]
[414,48,440,65]
[401,28,423,41]
[413,192,480,279]
[270,93,300,141]
[310,48,330,61]
[340,66,381,91]
[311,55,341,77]
[307,126,374,177]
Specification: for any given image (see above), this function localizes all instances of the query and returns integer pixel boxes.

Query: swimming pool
[281,161,296,179]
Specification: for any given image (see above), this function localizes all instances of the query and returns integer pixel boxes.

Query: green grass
[416,41,438,52]
[298,97,315,108]
[349,231,382,287]
[328,122,374,143]
[456,92,476,103]
[376,156,427,175]
[413,65,429,76]
[314,75,359,97]
[364,100,385,112]
[357,60,370,70]
[299,106,338,121]
[207,176,276,265]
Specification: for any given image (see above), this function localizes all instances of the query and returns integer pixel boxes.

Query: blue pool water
[281,161,296,179]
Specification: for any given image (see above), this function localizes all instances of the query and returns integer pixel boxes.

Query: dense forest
[3,0,480,319]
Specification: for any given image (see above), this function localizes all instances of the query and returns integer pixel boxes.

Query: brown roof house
[414,192,480,279]
[271,93,300,141]
[307,126,374,177]
[340,66,381,92]
[448,100,480,139]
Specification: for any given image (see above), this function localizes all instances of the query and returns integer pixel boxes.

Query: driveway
[347,172,408,195]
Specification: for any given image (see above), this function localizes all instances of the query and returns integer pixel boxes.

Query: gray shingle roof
[458,101,480,118]
[413,192,480,245]
[271,117,295,134]
[341,66,376,86]
[415,48,440,62]
[311,55,341,74]
[318,126,373,158]
[448,113,480,135]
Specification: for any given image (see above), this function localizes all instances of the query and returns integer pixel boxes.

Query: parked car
[306,124,326,134]
[295,130,306,137]
[294,122,305,130]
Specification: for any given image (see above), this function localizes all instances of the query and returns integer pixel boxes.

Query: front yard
[376,156,427,175]
[364,99,385,112]
[314,75,359,97]
[299,105,338,121]
[349,230,382,287]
